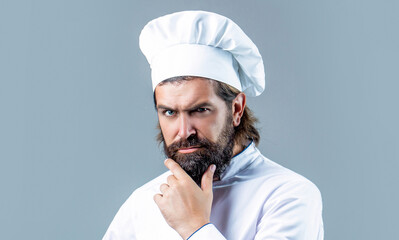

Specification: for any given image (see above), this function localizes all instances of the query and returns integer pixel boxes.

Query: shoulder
[126,171,171,203]
[108,171,171,219]
[248,149,322,204]
[102,171,173,239]
[254,153,323,212]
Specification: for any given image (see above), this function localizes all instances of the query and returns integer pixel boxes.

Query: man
[103,11,323,240]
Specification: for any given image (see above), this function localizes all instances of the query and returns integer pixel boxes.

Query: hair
[153,76,260,146]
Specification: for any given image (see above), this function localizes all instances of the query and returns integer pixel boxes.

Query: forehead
[155,78,222,108]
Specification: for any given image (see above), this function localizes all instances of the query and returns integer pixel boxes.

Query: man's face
[155,78,235,185]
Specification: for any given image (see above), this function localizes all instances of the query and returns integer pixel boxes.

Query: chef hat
[139,10,265,97]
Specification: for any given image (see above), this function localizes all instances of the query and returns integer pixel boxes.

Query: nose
[177,114,196,140]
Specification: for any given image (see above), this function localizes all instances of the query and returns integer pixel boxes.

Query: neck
[212,139,251,182]
[232,139,251,157]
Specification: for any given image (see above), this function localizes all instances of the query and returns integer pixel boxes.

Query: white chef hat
[139,10,265,97]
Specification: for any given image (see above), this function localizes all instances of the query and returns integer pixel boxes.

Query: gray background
[1,0,398,239]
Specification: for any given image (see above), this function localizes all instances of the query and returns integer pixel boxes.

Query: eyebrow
[156,102,214,112]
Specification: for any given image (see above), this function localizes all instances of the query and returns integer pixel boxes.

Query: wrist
[185,223,211,240]
[179,220,210,240]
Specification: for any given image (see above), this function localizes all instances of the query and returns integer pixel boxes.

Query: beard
[162,116,235,186]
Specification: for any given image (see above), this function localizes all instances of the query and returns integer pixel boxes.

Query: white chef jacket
[103,142,324,240]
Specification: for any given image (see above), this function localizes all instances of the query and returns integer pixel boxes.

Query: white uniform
[103,142,324,240]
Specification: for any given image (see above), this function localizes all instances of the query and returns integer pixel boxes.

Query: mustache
[166,136,211,153]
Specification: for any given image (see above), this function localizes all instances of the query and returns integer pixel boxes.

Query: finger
[201,164,216,194]
[153,193,163,205]
[167,174,178,186]
[160,183,169,194]
[164,158,188,180]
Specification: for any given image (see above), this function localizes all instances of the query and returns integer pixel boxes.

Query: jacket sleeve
[187,223,226,240]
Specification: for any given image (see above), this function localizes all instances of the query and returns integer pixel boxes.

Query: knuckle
[167,175,174,183]
[181,179,190,187]
[159,184,166,192]
[153,194,161,203]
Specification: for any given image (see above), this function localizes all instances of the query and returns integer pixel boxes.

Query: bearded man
[103,11,324,240]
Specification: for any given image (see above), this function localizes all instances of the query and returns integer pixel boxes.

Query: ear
[231,93,246,127]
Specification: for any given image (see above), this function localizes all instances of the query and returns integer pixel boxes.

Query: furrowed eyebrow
[156,105,175,111]
[186,102,213,112]
[156,102,213,112]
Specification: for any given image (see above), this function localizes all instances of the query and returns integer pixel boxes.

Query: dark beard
[163,119,235,186]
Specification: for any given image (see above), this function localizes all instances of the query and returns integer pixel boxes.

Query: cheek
[196,114,226,142]
[159,118,175,144]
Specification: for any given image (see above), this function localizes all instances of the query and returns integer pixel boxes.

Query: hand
[154,159,216,239]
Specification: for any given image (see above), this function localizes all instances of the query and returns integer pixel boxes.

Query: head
[154,76,260,185]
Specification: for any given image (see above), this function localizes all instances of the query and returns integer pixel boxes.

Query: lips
[177,146,202,154]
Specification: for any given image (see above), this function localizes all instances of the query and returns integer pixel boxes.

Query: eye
[196,107,209,113]
[164,110,175,117]
[194,108,209,113]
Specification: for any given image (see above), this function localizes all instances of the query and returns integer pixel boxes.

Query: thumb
[201,164,216,193]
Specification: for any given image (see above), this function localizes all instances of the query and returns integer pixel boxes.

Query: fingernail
[210,164,216,172]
